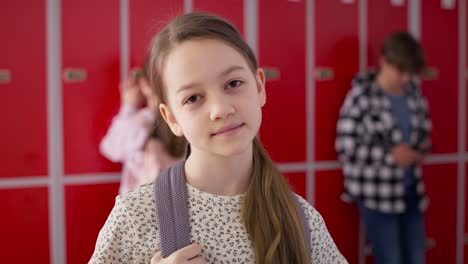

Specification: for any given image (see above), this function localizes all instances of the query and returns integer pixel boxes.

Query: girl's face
[160,38,266,157]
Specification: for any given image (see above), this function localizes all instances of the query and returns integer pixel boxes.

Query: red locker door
[466,163,468,264]
[66,183,119,264]
[423,164,457,263]
[62,0,121,174]
[130,0,183,69]
[314,0,359,161]
[193,0,244,36]
[421,1,458,154]
[367,0,407,68]
[0,188,50,263]
[466,0,468,153]
[284,172,307,199]
[315,170,360,264]
[259,0,306,162]
[0,0,48,177]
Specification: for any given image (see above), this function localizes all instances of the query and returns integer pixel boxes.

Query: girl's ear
[159,104,184,137]
[256,68,266,107]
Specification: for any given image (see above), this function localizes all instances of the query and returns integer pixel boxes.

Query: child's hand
[120,70,145,107]
[391,144,419,167]
[150,243,205,264]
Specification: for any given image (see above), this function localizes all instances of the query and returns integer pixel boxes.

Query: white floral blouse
[89,182,348,263]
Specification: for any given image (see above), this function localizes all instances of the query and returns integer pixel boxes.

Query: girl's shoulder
[293,193,328,232]
[113,182,158,231]
[118,182,156,210]
[293,193,349,263]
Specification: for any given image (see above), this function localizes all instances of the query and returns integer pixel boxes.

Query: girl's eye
[184,95,201,104]
[227,80,243,89]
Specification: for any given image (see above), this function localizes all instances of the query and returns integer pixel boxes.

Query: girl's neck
[184,145,253,196]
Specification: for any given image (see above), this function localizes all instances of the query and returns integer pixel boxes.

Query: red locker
[283,172,307,199]
[466,0,468,153]
[193,0,244,36]
[466,164,468,264]
[367,0,407,68]
[314,0,359,161]
[466,246,468,264]
[130,0,183,68]
[421,1,458,154]
[259,0,306,162]
[66,183,119,264]
[423,164,457,263]
[315,170,359,264]
[62,0,121,174]
[0,188,50,263]
[0,0,48,177]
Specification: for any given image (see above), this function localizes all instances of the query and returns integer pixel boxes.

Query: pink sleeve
[99,105,154,163]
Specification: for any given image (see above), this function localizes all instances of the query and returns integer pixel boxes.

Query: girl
[99,68,157,194]
[90,12,346,264]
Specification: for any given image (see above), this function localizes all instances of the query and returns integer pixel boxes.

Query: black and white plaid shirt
[335,72,432,213]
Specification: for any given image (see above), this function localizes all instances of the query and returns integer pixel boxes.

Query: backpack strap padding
[155,160,191,258]
[293,195,312,257]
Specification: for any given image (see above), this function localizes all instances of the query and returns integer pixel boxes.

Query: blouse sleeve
[296,195,349,264]
[88,195,136,264]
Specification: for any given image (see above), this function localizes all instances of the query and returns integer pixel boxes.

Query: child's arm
[100,104,142,162]
[100,75,153,162]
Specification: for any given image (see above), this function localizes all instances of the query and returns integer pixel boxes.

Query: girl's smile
[211,122,245,137]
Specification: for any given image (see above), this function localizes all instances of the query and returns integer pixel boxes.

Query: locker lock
[262,67,280,81]
[315,67,334,81]
[424,237,436,250]
[421,67,438,81]
[63,68,87,83]
[0,69,11,84]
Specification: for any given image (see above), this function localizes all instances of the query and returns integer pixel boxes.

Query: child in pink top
[100,69,156,194]
[100,69,186,194]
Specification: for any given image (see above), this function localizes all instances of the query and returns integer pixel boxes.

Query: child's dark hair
[144,116,186,158]
[381,31,426,74]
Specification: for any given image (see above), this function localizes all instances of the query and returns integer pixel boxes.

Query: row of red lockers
[1,0,466,263]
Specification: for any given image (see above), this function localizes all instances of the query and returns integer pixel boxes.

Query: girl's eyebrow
[217,65,245,79]
[176,65,245,94]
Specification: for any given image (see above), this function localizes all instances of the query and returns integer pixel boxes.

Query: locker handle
[262,67,280,81]
[424,237,436,250]
[0,69,12,84]
[465,234,468,244]
[421,67,438,81]
[63,68,87,83]
[315,67,334,81]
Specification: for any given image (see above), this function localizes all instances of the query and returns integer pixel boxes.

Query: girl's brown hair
[144,116,187,158]
[146,12,310,263]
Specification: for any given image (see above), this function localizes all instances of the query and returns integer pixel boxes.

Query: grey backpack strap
[293,195,312,257]
[154,160,191,258]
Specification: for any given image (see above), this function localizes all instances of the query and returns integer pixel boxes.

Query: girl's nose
[209,95,235,121]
